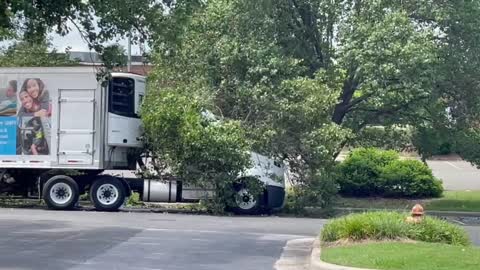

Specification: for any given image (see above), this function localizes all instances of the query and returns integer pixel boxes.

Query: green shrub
[406,216,471,246]
[337,148,399,196]
[321,212,407,242]
[337,148,443,198]
[79,192,89,201]
[284,169,338,214]
[380,160,443,198]
[321,212,470,246]
[141,89,251,214]
[126,192,142,207]
[413,126,454,160]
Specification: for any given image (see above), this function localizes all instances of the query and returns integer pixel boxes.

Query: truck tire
[232,182,263,215]
[90,176,126,211]
[43,175,79,210]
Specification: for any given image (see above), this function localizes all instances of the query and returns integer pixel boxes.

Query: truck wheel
[90,176,125,211]
[43,175,79,210]
[232,184,262,215]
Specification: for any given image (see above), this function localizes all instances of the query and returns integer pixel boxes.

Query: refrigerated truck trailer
[0,67,285,213]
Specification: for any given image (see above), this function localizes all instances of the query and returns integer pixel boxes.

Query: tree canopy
[149,0,480,178]
[0,40,77,66]
[3,0,480,183]
[0,1,203,51]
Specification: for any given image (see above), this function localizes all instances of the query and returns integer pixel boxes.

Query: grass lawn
[335,191,480,212]
[321,242,480,270]
[428,191,480,212]
[334,196,419,210]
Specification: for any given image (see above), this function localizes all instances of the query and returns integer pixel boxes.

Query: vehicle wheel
[232,184,263,215]
[42,175,79,210]
[90,176,125,211]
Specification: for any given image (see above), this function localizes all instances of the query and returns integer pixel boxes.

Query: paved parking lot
[428,160,480,191]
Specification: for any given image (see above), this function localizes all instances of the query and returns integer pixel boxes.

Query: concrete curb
[119,207,207,215]
[2,198,479,218]
[310,239,376,270]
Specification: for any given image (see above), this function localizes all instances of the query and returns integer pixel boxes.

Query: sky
[0,20,144,56]
[48,21,144,55]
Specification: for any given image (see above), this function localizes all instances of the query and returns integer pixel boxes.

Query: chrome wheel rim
[96,184,119,206]
[50,182,72,205]
[235,188,256,210]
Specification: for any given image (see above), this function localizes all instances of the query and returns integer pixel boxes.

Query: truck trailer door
[57,88,96,165]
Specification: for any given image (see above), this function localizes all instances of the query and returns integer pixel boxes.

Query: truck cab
[101,73,145,170]
[107,73,145,149]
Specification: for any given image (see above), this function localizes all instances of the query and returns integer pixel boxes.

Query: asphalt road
[0,209,322,270]
[428,160,480,191]
[0,209,479,270]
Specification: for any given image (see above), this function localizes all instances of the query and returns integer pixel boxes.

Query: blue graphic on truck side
[0,117,17,155]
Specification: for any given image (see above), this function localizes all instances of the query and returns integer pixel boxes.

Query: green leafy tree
[351,126,414,152]
[151,0,480,170]
[145,1,480,212]
[99,44,127,70]
[152,1,351,178]
[0,40,77,67]
[0,1,203,50]
[141,86,253,213]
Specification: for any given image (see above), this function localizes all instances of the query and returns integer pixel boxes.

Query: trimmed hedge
[337,148,399,196]
[380,160,443,198]
[321,211,470,246]
[337,148,443,198]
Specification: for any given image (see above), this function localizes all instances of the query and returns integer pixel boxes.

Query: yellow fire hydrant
[406,204,425,224]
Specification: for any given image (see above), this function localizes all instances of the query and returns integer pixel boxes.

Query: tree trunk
[332,72,358,124]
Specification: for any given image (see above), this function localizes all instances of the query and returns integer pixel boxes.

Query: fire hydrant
[406,204,425,224]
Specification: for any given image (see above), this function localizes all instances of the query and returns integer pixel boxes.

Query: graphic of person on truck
[28,117,48,155]
[0,80,17,116]
[17,79,52,156]
[18,89,42,117]
[19,78,51,117]
[16,116,49,155]
[17,89,51,155]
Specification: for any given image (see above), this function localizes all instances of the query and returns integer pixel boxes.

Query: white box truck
[0,67,285,214]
